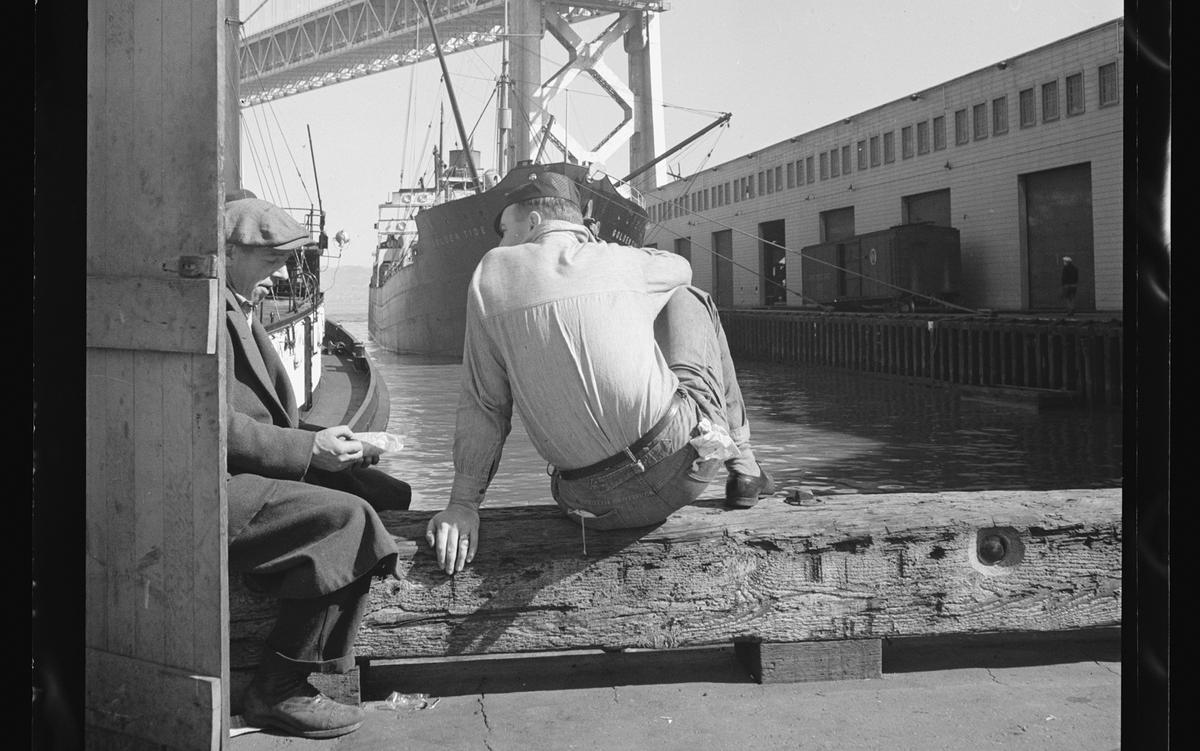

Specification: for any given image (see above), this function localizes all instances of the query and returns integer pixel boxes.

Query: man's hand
[309,425,365,472]
[425,503,480,575]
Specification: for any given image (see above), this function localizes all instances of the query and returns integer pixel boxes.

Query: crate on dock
[801,223,962,313]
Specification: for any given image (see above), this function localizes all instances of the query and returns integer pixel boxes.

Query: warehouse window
[786,161,795,189]
[856,140,867,170]
[830,149,839,178]
[806,156,814,184]
[841,145,851,174]
[869,136,880,166]
[765,168,774,194]
[1042,80,1059,121]
[972,103,987,140]
[1099,62,1118,106]
[1019,88,1036,127]
[747,175,755,199]
[992,96,1008,134]
[954,109,969,144]
[819,151,829,180]
[1066,72,1085,115]
[901,125,914,159]
[916,121,929,155]
[883,131,895,163]
[775,166,783,192]
[758,171,765,196]
[933,115,946,150]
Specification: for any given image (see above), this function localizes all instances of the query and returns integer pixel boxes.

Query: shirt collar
[526,219,595,244]
[229,286,255,318]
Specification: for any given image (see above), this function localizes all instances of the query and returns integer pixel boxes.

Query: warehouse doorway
[712,229,734,307]
[1022,163,1094,311]
[759,220,787,305]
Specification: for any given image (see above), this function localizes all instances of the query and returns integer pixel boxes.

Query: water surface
[339,321,1122,512]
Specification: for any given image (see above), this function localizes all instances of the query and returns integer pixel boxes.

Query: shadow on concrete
[361,628,1121,700]
[882,627,1121,673]
[362,645,753,699]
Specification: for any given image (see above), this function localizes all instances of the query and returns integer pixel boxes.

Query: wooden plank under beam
[85,648,220,751]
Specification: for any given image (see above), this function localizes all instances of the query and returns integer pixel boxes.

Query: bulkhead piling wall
[720,310,1123,408]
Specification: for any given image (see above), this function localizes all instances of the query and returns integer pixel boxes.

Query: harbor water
[326,279,1122,512]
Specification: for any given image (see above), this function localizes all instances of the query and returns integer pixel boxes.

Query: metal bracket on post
[163,255,217,278]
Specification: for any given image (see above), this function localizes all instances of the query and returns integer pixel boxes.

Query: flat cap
[493,172,581,235]
[225,197,310,250]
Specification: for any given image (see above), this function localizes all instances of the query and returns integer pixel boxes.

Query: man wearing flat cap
[427,172,772,575]
[223,192,411,738]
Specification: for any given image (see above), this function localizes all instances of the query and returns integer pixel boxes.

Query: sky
[236,0,1125,269]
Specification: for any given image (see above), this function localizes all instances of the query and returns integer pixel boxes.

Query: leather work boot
[242,669,365,739]
[725,463,775,509]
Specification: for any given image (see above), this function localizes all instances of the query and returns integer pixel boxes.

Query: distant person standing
[1060,256,1079,316]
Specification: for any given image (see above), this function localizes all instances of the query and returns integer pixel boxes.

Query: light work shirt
[450,220,692,508]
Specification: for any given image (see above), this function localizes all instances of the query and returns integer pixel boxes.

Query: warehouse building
[644,18,1124,314]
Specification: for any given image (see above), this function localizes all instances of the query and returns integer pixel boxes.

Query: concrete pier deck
[229,629,1123,750]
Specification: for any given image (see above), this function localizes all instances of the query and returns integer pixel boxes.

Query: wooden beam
[85,648,220,751]
[87,275,219,353]
[349,489,1120,659]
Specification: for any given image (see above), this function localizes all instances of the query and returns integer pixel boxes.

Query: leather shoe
[243,670,364,739]
[725,463,774,508]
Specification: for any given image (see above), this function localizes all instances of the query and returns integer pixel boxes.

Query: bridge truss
[237,0,667,106]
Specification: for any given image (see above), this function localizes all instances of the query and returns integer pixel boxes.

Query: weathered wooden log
[356,488,1120,658]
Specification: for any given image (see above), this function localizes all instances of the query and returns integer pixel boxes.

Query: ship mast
[495,0,512,176]
[419,0,483,194]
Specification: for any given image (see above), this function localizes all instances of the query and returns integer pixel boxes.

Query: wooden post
[85,1,231,747]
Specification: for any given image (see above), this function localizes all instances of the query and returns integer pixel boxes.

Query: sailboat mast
[496,0,512,175]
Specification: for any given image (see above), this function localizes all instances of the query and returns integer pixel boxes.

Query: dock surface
[229,629,1121,750]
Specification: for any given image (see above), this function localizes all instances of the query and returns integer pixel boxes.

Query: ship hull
[368,162,648,357]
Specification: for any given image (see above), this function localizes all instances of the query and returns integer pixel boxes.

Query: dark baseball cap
[225,197,310,250]
[493,172,581,235]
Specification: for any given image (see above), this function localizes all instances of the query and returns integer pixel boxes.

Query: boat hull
[368,162,648,357]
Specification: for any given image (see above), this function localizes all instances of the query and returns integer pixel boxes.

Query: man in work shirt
[426,172,772,575]
[223,192,411,738]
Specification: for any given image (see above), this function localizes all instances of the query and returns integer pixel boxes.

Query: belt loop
[623,448,646,474]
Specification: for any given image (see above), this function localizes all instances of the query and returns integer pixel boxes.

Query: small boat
[256,205,390,433]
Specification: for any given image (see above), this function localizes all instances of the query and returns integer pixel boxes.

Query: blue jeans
[550,286,750,530]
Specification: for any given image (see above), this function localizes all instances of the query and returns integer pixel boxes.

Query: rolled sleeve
[450,295,513,508]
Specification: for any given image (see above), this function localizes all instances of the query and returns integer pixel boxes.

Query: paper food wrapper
[354,432,406,457]
[688,418,741,470]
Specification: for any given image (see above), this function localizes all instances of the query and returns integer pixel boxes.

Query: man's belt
[557,393,685,481]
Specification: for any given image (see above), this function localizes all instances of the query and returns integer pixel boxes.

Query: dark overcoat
[224,288,408,598]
